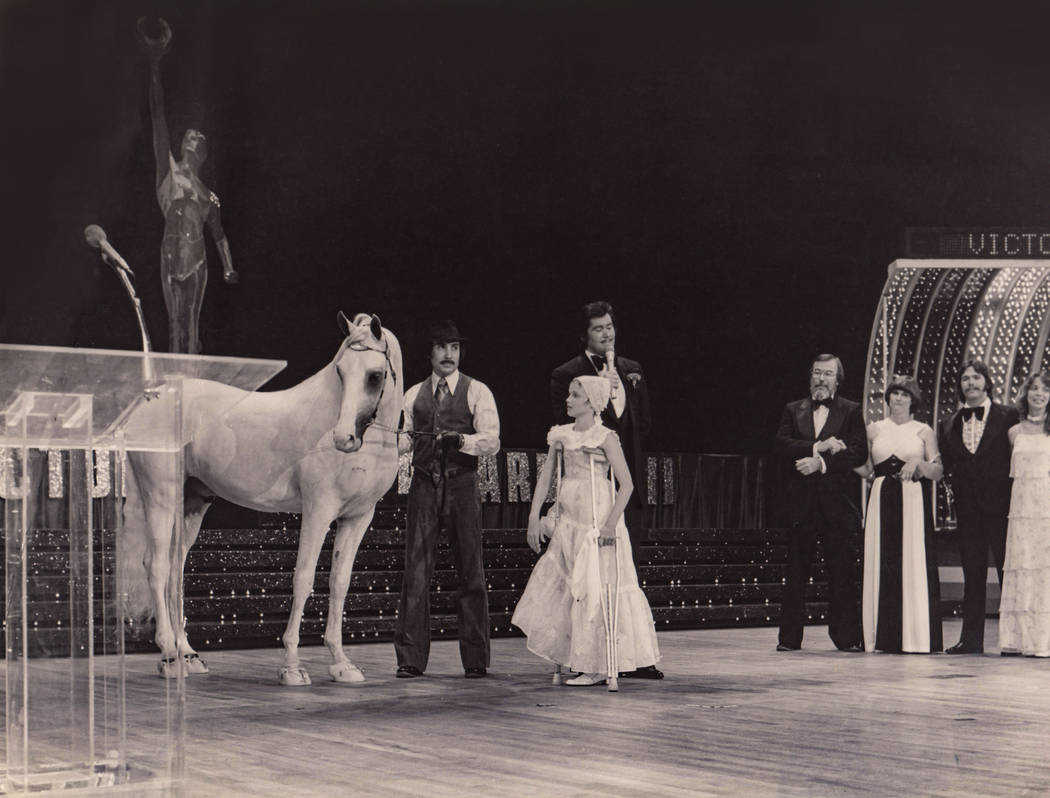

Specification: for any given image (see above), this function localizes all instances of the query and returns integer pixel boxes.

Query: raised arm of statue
[137,17,173,191]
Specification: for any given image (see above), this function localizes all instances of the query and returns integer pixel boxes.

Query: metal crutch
[549,446,565,686]
[590,452,619,692]
[606,465,621,692]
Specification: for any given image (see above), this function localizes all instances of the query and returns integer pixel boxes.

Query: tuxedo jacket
[775,394,867,526]
[938,403,1018,518]
[550,353,652,507]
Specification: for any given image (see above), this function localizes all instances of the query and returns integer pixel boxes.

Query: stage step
[2,521,848,656]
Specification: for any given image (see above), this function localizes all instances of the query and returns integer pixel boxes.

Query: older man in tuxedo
[550,300,659,679]
[775,354,867,652]
[938,358,1018,654]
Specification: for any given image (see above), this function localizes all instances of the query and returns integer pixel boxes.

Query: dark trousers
[778,511,862,649]
[955,506,1008,647]
[394,471,490,671]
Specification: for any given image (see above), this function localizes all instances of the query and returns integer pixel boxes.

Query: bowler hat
[427,320,466,344]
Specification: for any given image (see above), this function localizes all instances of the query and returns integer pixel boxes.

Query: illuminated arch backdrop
[864,259,1050,526]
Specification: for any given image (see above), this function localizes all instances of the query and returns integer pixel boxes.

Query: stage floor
[14,619,1050,797]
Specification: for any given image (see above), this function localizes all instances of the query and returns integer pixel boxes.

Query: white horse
[121,312,403,685]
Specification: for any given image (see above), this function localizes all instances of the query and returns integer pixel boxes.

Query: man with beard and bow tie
[550,300,660,680]
[937,358,1018,655]
[775,354,867,652]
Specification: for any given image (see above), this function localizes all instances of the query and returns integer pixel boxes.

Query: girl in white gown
[858,376,943,653]
[512,376,660,684]
[999,371,1050,657]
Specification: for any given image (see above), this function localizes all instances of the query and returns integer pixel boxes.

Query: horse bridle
[342,334,409,437]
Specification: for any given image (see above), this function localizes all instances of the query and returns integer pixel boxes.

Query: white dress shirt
[961,396,992,455]
[399,370,501,456]
[586,349,626,418]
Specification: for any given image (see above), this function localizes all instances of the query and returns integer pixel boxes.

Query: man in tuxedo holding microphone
[550,300,661,679]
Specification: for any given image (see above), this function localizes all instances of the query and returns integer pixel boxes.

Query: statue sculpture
[137,18,238,354]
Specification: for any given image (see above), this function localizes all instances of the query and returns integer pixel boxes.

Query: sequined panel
[866,265,917,423]
[476,453,500,502]
[917,268,965,423]
[0,447,25,499]
[47,449,64,498]
[1012,269,1050,397]
[976,267,1022,395]
[90,448,111,499]
[893,267,940,379]
[936,268,993,429]
[504,451,531,503]
[535,452,558,502]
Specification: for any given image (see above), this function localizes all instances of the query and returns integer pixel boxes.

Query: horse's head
[331,311,396,453]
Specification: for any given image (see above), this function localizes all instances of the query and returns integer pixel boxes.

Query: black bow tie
[590,354,607,372]
[812,397,832,410]
[961,406,985,422]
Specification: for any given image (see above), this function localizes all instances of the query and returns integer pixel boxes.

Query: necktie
[812,397,832,409]
[590,354,606,372]
[961,406,985,422]
[435,377,450,405]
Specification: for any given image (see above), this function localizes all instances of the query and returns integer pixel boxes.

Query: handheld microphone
[84,225,135,277]
[605,349,619,400]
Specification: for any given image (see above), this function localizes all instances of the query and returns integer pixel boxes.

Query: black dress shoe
[464,667,487,679]
[619,665,664,679]
[776,643,800,652]
[839,643,864,653]
[944,642,983,655]
[396,665,423,678]
[1001,650,1022,657]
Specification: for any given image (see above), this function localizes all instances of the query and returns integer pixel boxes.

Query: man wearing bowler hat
[394,320,501,679]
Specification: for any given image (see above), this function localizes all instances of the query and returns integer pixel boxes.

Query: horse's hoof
[183,653,209,674]
[278,667,311,686]
[157,657,181,679]
[328,661,366,683]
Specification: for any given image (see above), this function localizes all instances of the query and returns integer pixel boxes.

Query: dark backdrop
[3,0,1049,453]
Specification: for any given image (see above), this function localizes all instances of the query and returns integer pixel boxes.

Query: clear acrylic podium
[0,344,285,793]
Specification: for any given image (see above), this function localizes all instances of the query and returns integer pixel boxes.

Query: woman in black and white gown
[857,376,943,653]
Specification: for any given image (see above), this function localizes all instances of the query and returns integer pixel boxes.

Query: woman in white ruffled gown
[999,371,1050,657]
[511,376,660,684]
[858,376,943,653]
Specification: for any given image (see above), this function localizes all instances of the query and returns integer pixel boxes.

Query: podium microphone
[84,223,154,372]
[84,224,135,277]
[605,348,618,400]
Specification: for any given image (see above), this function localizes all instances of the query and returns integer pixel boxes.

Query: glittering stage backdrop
[865,259,1050,528]
[1,447,791,653]
[0,448,772,531]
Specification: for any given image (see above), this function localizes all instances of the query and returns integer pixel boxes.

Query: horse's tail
[119,462,154,623]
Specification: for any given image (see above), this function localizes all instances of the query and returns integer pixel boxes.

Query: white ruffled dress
[511,423,660,674]
[999,431,1050,657]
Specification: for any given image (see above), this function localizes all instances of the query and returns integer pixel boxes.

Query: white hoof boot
[182,653,209,674]
[328,661,366,683]
[278,666,312,686]
[157,657,182,679]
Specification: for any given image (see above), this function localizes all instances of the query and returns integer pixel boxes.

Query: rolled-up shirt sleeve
[398,384,420,455]
[463,381,500,456]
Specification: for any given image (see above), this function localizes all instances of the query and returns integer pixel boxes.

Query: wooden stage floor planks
[9,619,1050,797]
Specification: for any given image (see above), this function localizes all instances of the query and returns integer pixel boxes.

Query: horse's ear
[336,311,352,337]
[370,314,383,341]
